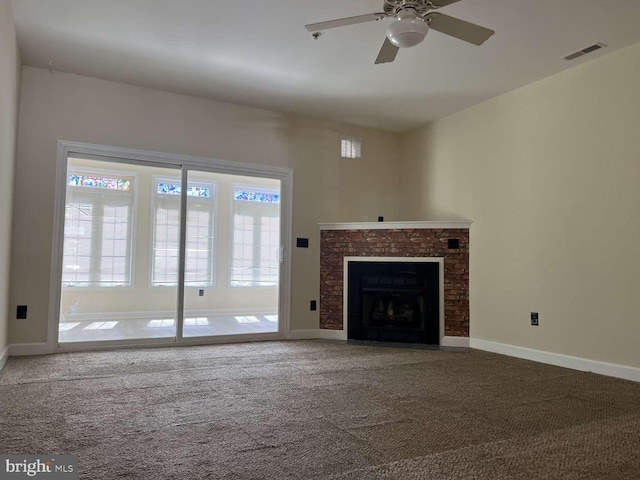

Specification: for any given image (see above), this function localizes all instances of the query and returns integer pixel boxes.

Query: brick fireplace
[319,221,470,346]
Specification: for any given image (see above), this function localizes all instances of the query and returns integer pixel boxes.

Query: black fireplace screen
[348,261,439,344]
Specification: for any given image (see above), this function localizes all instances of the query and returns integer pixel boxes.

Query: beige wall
[10,66,402,343]
[0,0,21,354]
[402,42,640,368]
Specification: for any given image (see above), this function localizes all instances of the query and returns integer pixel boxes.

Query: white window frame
[150,176,217,288]
[62,166,137,289]
[229,184,281,288]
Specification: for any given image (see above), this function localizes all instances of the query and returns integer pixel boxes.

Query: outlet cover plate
[17,305,27,319]
[531,312,539,326]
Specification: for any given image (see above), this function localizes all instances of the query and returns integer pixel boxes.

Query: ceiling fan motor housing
[386,9,429,48]
[383,0,435,16]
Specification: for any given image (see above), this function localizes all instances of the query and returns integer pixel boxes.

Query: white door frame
[48,140,293,353]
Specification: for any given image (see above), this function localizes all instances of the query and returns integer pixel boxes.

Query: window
[340,136,362,159]
[151,178,215,287]
[62,170,135,287]
[231,187,280,287]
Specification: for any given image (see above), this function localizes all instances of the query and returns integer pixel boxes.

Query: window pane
[152,183,215,287]
[152,202,180,286]
[230,196,280,287]
[184,202,213,285]
[62,186,133,288]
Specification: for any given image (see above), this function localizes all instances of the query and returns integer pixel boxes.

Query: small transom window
[341,136,362,159]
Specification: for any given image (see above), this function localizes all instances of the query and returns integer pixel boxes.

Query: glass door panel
[182,170,281,338]
[58,157,181,343]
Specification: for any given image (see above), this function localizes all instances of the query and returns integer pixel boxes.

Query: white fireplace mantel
[319,220,472,231]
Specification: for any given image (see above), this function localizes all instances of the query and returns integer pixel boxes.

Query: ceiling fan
[305,0,495,64]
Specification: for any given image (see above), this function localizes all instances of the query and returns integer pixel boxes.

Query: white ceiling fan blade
[429,0,463,8]
[305,13,388,32]
[375,37,400,64]
[426,12,495,46]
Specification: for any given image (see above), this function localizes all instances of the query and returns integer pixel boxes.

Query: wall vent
[563,43,607,61]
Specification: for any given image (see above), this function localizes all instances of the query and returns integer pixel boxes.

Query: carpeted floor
[1,340,639,479]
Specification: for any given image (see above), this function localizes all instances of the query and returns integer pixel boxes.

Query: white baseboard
[470,338,640,383]
[0,345,9,372]
[9,343,50,356]
[317,329,348,340]
[441,336,470,348]
[286,329,322,340]
[286,329,349,340]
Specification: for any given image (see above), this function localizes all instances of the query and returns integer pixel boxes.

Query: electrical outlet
[17,305,27,319]
[199,289,204,297]
[531,312,539,326]
[310,300,317,311]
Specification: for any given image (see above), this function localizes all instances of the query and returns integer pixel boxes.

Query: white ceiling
[11,0,640,132]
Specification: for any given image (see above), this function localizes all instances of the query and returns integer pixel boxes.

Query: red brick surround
[320,228,470,337]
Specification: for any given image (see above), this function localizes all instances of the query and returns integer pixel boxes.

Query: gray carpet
[1,340,639,479]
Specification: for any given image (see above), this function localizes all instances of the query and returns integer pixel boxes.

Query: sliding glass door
[57,153,283,346]
[59,157,181,343]
[181,169,281,338]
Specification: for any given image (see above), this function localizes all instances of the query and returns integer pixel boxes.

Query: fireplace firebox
[347,261,440,344]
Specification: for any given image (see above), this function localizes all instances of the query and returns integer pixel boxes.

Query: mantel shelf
[318,221,472,231]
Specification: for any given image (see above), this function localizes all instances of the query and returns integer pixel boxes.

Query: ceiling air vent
[563,43,607,61]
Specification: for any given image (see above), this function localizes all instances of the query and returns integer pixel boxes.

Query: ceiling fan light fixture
[386,12,429,48]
